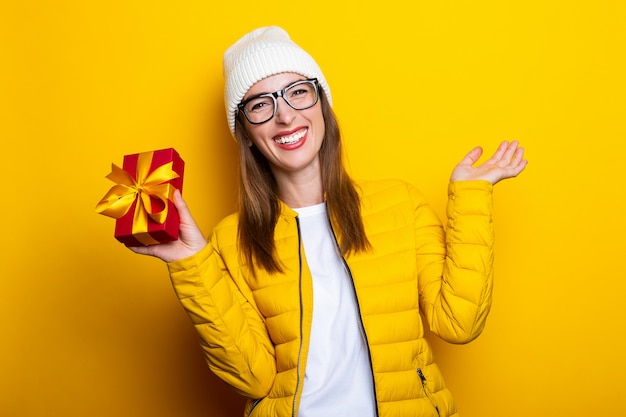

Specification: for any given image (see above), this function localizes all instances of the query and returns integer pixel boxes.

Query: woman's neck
[273,169,324,208]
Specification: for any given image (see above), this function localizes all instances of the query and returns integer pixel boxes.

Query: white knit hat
[223,26,332,138]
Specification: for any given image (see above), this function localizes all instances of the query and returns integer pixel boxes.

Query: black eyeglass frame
[237,78,320,125]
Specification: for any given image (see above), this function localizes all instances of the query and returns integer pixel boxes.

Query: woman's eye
[249,100,271,112]
[290,88,308,97]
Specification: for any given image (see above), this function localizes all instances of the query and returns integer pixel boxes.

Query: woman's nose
[273,97,296,124]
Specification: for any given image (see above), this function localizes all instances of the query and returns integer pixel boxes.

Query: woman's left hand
[450,140,528,185]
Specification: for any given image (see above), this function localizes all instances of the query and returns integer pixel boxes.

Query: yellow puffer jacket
[167,179,494,417]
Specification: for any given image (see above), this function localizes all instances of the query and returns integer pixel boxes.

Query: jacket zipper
[247,398,262,416]
[326,208,380,417]
[417,368,441,416]
[292,217,305,417]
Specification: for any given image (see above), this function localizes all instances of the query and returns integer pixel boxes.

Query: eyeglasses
[237,78,319,125]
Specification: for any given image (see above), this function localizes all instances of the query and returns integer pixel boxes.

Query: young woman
[131,26,527,417]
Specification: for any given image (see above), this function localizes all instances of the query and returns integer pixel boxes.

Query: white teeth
[274,129,306,145]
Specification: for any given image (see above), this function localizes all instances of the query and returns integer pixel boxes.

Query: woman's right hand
[128,189,207,263]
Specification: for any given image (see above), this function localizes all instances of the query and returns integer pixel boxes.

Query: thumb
[172,189,192,223]
[172,189,201,233]
[172,189,207,245]
[459,146,483,166]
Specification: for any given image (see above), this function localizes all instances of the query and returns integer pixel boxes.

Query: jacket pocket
[417,368,441,417]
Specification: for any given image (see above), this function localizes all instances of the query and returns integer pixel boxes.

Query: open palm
[451,140,528,184]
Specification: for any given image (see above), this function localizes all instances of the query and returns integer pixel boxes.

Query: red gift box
[96,148,185,247]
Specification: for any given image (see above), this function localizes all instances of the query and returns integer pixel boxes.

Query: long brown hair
[234,91,370,273]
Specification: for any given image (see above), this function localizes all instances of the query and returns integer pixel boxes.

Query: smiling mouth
[274,128,307,145]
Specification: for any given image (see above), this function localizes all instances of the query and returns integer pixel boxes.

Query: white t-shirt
[293,203,376,417]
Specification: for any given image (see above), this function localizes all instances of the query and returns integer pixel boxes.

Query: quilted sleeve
[415,180,494,344]
[166,233,276,398]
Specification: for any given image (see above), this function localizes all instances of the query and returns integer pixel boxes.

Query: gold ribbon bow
[96,151,180,245]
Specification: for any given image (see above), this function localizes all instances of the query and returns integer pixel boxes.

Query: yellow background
[2,1,625,416]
